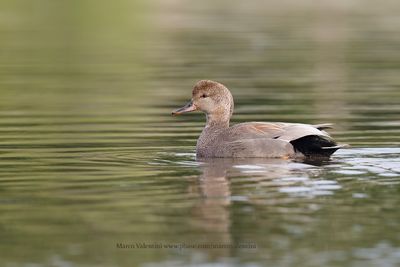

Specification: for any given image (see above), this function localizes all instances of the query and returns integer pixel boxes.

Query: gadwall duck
[172,80,345,158]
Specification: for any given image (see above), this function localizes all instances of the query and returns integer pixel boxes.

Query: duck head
[172,80,234,126]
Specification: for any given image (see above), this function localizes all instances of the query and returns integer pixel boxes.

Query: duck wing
[220,122,343,157]
[223,122,289,140]
[225,122,329,140]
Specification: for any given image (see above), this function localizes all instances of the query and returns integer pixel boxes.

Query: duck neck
[205,113,230,129]
[196,113,230,157]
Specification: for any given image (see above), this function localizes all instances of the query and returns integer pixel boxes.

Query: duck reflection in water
[189,157,330,258]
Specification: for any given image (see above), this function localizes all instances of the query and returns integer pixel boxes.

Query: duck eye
[201,94,208,98]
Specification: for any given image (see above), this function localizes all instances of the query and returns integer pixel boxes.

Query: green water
[1,0,400,266]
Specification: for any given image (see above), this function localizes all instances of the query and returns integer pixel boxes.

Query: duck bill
[172,101,197,115]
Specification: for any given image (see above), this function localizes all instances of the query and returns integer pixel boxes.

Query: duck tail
[290,135,348,158]
[312,123,334,130]
[320,144,349,156]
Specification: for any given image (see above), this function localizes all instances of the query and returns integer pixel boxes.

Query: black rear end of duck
[290,135,343,158]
